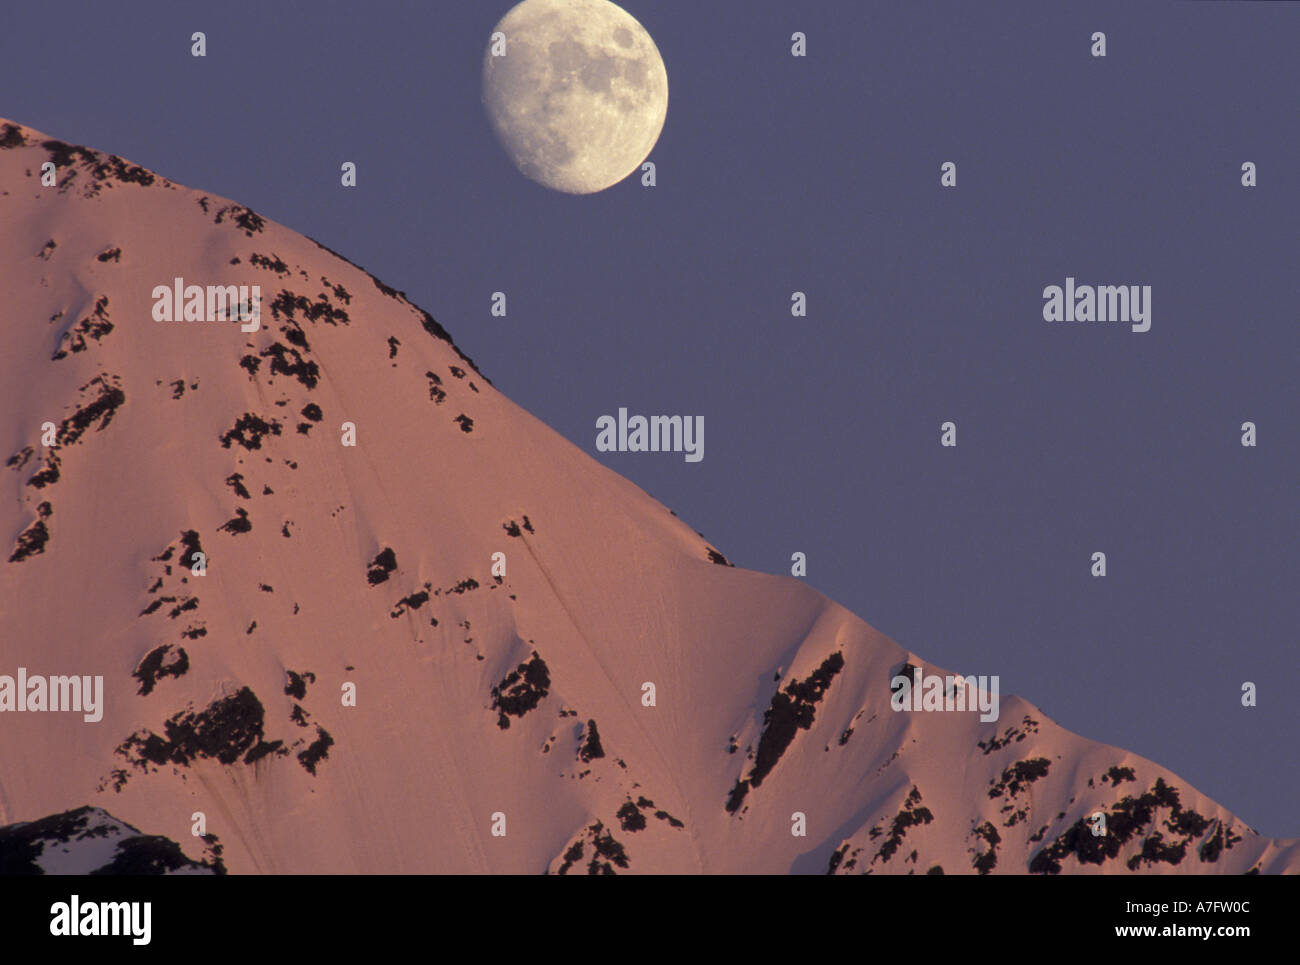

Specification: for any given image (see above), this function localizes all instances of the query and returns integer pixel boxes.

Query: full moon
[482,0,668,194]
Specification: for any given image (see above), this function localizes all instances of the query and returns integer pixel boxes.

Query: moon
[482,0,668,194]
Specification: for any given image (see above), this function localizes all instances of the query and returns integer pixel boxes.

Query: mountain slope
[0,118,1293,875]
[0,805,222,875]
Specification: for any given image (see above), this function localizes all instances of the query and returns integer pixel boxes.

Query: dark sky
[3,0,1296,836]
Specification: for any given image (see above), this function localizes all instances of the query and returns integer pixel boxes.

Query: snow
[0,118,1294,874]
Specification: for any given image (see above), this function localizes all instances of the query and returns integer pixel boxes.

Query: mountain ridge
[1,117,1293,875]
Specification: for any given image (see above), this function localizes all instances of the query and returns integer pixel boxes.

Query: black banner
[0,872,1283,952]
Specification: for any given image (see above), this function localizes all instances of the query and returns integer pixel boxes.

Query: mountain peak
[2,118,1294,874]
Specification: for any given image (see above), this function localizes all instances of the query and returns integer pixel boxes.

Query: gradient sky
[2,0,1295,835]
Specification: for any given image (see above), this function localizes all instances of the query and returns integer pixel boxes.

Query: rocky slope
[0,118,1294,874]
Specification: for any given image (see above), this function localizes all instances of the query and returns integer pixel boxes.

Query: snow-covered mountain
[0,805,221,875]
[0,118,1293,874]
